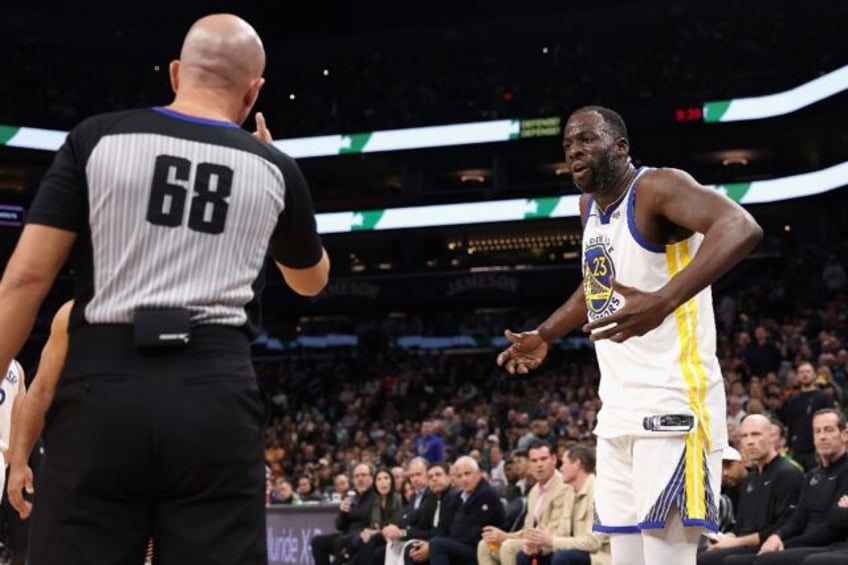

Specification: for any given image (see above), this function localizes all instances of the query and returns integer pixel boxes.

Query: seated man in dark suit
[376,462,459,564]
[409,456,506,565]
[311,463,377,565]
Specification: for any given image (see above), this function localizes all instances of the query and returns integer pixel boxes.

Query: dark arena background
[0,1,846,563]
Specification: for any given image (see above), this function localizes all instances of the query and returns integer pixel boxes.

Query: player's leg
[635,436,722,565]
[595,436,645,565]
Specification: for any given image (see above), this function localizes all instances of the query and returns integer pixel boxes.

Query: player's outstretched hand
[8,463,34,520]
[496,329,549,374]
[252,112,273,144]
[583,277,669,342]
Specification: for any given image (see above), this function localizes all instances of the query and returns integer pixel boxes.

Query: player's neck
[595,164,637,213]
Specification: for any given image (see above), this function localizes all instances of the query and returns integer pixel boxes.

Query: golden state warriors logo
[584,243,616,318]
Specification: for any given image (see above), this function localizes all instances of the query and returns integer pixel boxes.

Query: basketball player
[0,360,25,502]
[0,13,329,565]
[497,106,763,565]
[7,301,71,520]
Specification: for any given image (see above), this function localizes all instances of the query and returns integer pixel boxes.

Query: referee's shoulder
[69,108,153,139]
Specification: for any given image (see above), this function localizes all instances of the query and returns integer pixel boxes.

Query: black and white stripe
[83,132,285,326]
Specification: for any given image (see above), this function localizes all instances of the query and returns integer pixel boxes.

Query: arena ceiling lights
[316,160,848,234]
[703,63,848,122]
[2,64,847,152]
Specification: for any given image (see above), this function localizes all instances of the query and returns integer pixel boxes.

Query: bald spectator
[698,415,803,564]
[411,456,505,564]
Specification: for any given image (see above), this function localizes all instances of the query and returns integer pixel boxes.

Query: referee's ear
[240,77,265,125]
[169,60,181,94]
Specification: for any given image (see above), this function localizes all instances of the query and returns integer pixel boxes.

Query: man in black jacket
[414,456,505,564]
[699,414,804,564]
[378,462,459,564]
[782,362,834,471]
[749,408,848,564]
[311,464,376,565]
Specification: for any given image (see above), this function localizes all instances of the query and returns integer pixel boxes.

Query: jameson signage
[294,265,580,313]
[445,273,520,297]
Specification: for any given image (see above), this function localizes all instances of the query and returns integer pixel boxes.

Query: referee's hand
[7,463,34,520]
[253,112,273,144]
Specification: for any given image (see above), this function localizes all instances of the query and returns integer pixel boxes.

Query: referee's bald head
[178,14,265,89]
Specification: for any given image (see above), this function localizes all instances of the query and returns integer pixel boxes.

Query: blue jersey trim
[593,524,641,534]
[598,192,626,225]
[583,196,594,226]
[626,168,666,253]
[153,106,240,128]
[636,520,667,530]
[683,518,719,531]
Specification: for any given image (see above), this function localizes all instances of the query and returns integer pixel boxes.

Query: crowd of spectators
[258,240,846,484]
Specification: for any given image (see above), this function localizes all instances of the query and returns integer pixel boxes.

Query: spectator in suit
[407,457,431,511]
[378,462,460,564]
[411,456,505,564]
[518,443,611,565]
[478,439,572,565]
[311,463,376,565]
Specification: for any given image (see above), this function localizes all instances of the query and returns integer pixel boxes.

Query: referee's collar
[153,106,240,128]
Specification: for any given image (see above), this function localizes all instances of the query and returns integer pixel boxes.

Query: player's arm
[7,361,27,455]
[7,300,72,519]
[585,169,762,341]
[497,195,590,374]
[0,225,75,374]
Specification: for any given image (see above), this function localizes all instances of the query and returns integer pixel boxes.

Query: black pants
[803,548,848,564]
[699,546,831,565]
[697,545,759,565]
[311,531,358,565]
[0,441,41,565]
[28,325,266,565]
[751,547,831,564]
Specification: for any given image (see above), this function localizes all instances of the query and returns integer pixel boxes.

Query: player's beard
[579,150,619,194]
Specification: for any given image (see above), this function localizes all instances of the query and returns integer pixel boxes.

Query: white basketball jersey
[0,360,22,453]
[582,168,726,452]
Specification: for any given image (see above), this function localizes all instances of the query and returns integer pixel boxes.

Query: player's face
[562,111,621,194]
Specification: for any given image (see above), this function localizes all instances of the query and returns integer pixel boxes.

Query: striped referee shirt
[26,107,323,335]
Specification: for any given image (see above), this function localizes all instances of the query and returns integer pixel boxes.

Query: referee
[0,13,329,565]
